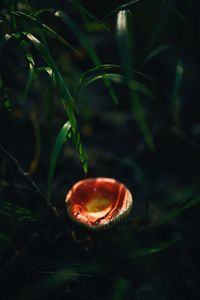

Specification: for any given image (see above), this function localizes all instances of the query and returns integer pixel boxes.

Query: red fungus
[65,178,133,229]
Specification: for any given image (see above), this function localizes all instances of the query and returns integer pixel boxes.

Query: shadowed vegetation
[0,0,199,299]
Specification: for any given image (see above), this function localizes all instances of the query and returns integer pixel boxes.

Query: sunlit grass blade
[169,60,184,122]
[10,11,80,56]
[54,10,119,104]
[47,121,71,203]
[25,33,88,174]
[25,33,76,124]
[116,10,155,150]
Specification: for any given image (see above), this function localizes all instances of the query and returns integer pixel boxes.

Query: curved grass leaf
[104,238,180,261]
[24,33,75,121]
[105,0,140,18]
[116,10,155,150]
[24,33,87,174]
[67,0,110,32]
[21,238,178,300]
[80,64,154,83]
[77,72,154,100]
[163,0,189,25]
[31,3,110,32]
[141,0,176,59]
[141,44,170,67]
[10,11,80,56]
[141,193,200,231]
[80,64,121,79]
[47,122,71,203]
[54,10,118,104]
[157,194,200,227]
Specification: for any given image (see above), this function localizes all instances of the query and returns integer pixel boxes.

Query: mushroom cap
[65,177,133,230]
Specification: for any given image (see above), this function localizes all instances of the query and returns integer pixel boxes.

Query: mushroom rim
[65,177,133,230]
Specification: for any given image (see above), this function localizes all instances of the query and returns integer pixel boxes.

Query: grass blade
[77,72,154,100]
[157,194,200,227]
[67,0,110,32]
[54,10,119,104]
[141,44,170,67]
[116,10,155,150]
[141,0,176,59]
[105,0,140,18]
[25,33,88,174]
[10,11,80,56]
[47,121,71,203]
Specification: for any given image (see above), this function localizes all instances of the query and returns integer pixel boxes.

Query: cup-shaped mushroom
[65,178,133,230]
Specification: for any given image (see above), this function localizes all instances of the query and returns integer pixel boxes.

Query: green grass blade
[25,33,88,174]
[141,44,170,67]
[142,193,200,231]
[162,0,189,25]
[25,33,76,122]
[31,3,110,33]
[54,10,100,65]
[21,238,178,300]
[47,121,71,203]
[67,0,110,32]
[96,238,180,263]
[54,10,119,105]
[141,0,176,59]
[105,0,139,18]
[122,238,179,259]
[116,10,155,150]
[80,64,154,83]
[10,11,80,56]
[80,64,121,78]
[78,72,154,100]
[158,194,200,227]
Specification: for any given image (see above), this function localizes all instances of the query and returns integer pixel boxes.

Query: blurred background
[0,0,200,299]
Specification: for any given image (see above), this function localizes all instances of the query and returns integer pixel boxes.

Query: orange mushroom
[65,178,133,230]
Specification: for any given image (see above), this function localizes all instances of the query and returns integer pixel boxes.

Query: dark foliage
[0,0,200,299]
